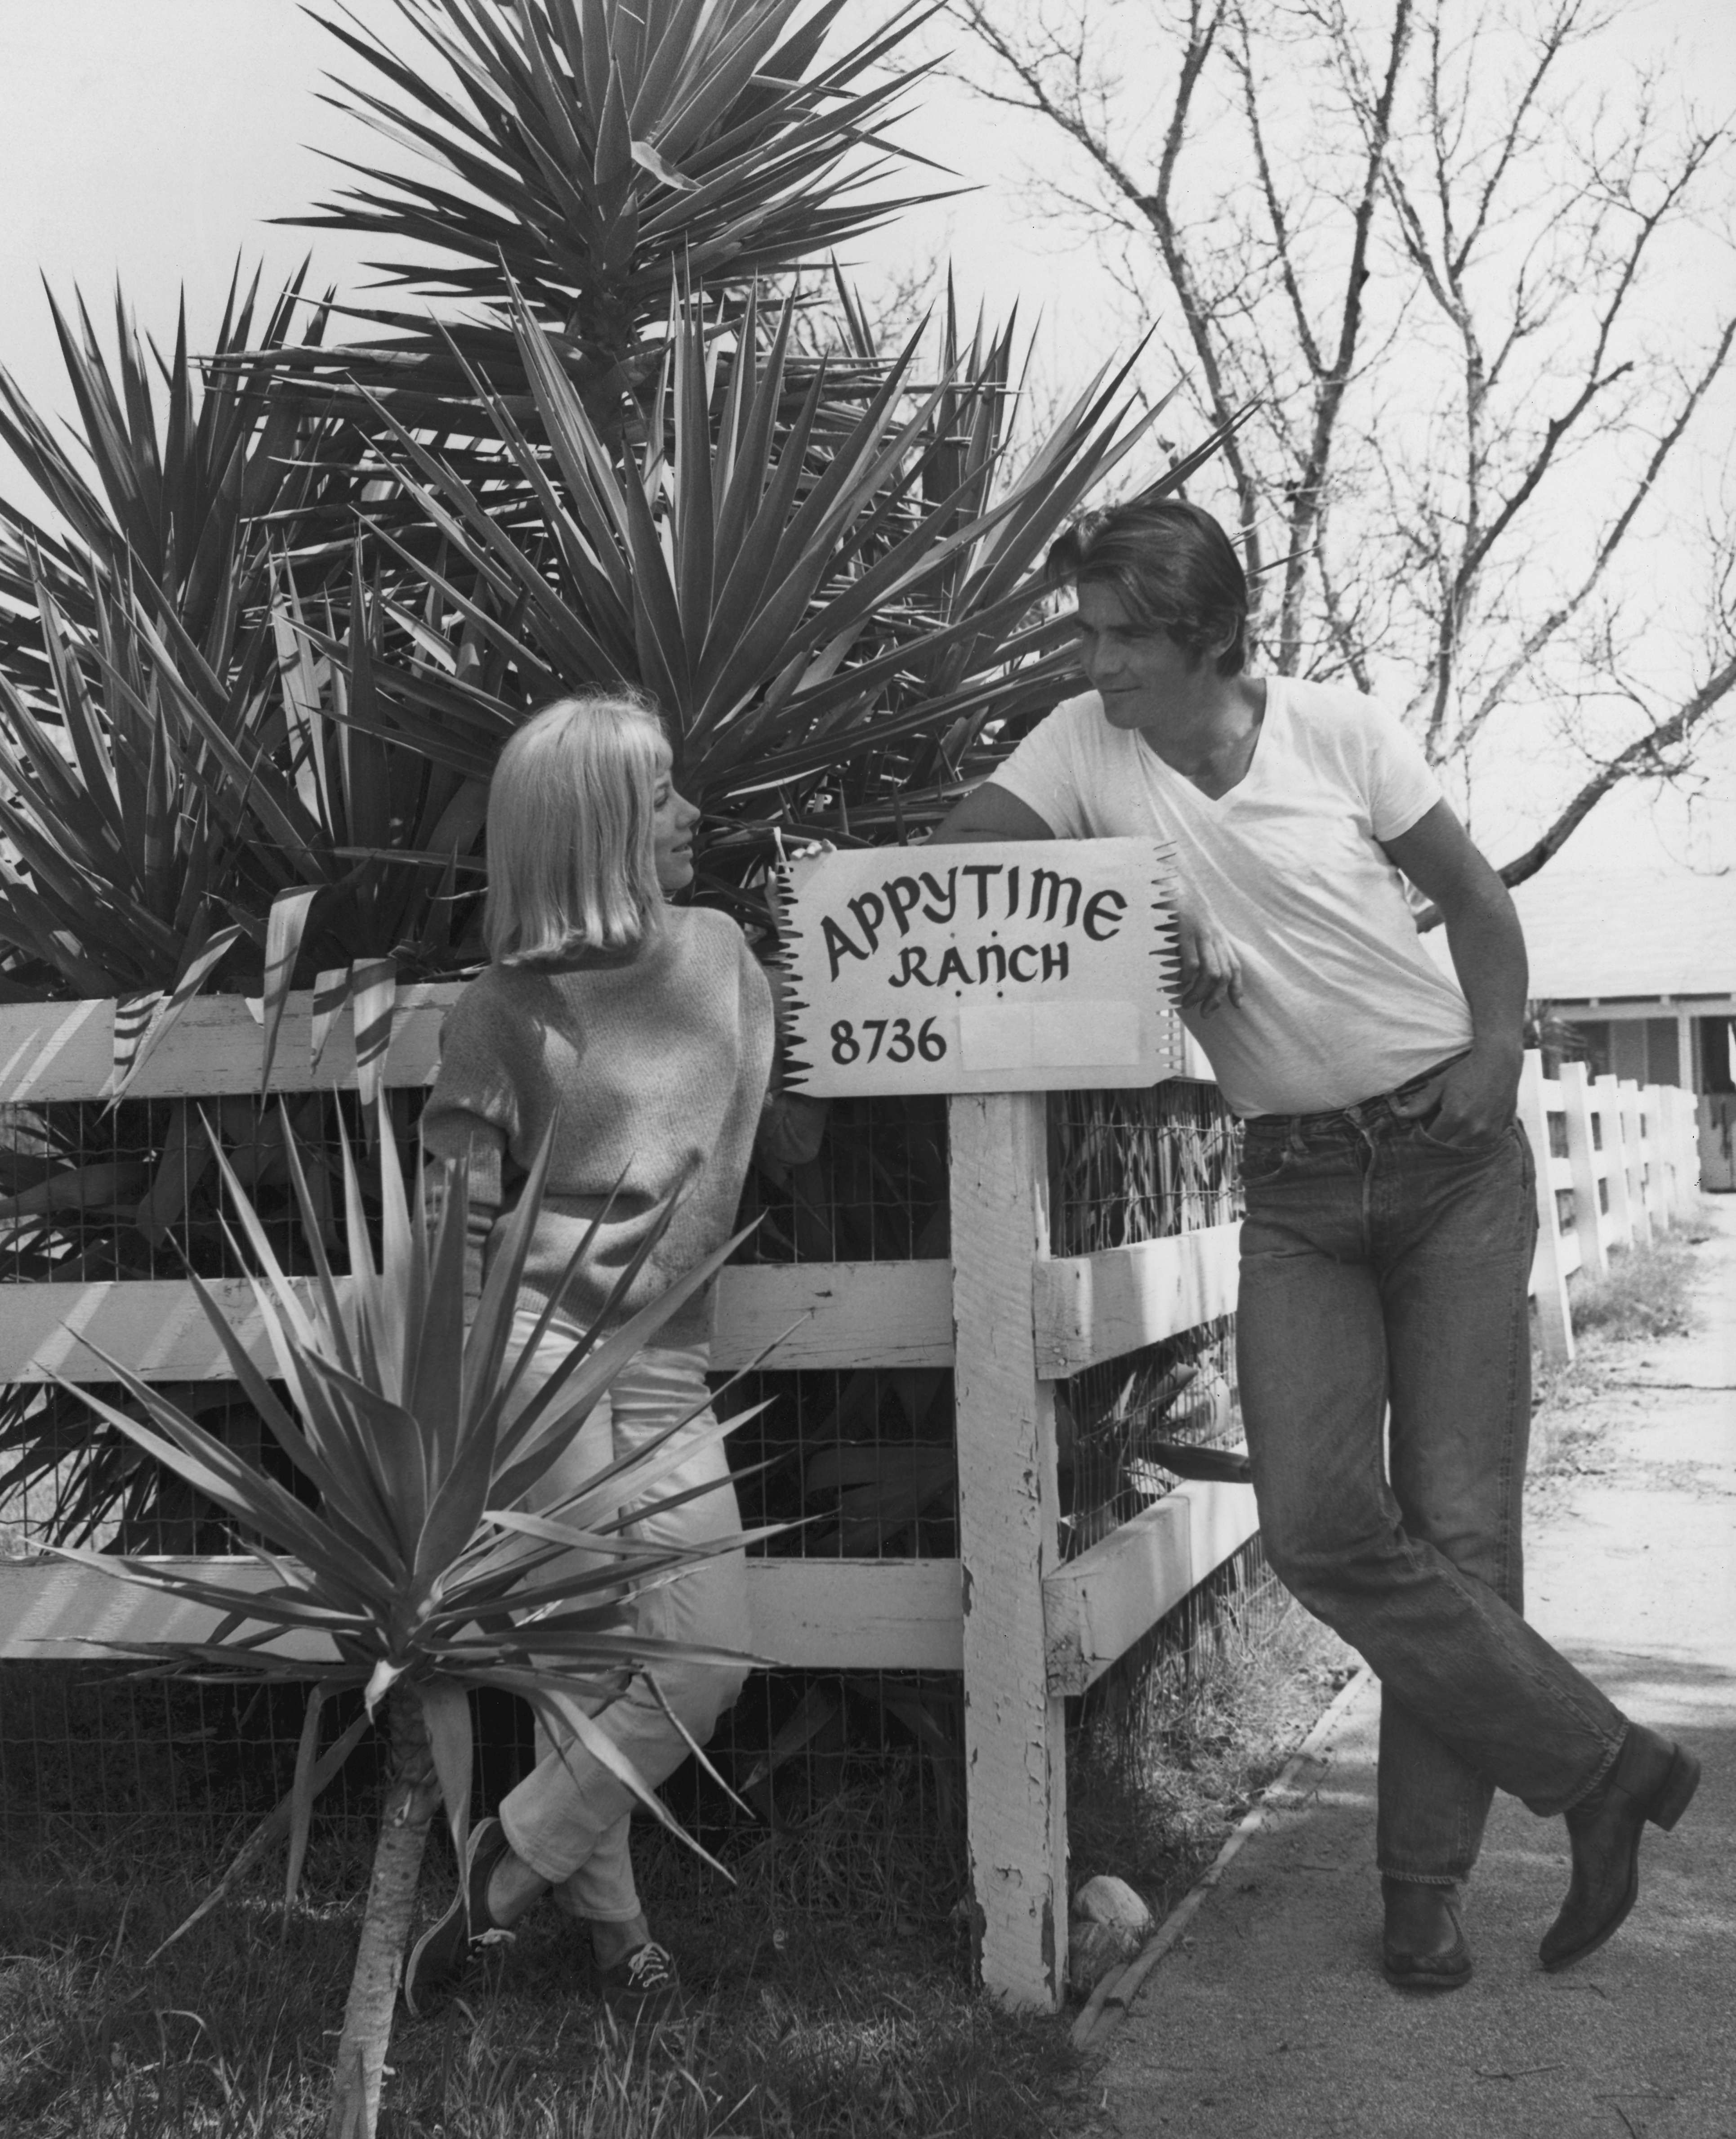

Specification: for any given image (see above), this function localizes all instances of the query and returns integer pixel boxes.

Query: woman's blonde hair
[484,690,670,966]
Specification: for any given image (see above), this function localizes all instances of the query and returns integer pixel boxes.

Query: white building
[1511,869,1736,1192]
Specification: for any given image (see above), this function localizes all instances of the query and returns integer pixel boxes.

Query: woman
[405,689,809,2019]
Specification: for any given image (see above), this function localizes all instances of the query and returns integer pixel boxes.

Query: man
[933,497,1698,1988]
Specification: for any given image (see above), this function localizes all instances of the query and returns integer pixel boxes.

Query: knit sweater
[420,905,775,1348]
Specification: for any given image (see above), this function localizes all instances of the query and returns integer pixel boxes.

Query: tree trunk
[326,1689,440,2139]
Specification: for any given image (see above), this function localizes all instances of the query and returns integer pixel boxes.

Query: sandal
[404,1817,513,2016]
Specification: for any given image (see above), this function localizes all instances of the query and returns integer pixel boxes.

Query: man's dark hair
[1047,498,1250,677]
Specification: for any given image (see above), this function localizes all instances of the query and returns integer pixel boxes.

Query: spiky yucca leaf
[0,269,469,1000]
[261,0,946,441]
[0,561,252,996]
[326,282,1183,903]
[51,1099,771,2133]
[0,261,344,695]
[0,533,486,998]
[51,1102,766,1839]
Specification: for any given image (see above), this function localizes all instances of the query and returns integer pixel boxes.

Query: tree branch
[1494,646,1736,890]
[1274,0,1413,672]
[947,0,1266,576]
[1457,314,1736,754]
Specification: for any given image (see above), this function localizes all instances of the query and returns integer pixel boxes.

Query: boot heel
[1649,1747,1701,1832]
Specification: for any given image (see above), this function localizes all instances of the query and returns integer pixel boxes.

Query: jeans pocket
[1414,1117,1513,1159]
[1241,1135,1293,1188]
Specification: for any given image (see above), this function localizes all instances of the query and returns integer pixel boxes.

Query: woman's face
[651,740,701,893]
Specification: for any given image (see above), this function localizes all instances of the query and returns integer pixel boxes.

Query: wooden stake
[1595,1074,1636,1252]
[948,1092,1068,2011]
[1558,1061,1609,1282]
[1518,1052,1574,1364]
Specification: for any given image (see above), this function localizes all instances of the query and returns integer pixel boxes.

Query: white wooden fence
[0,1006,1703,2008]
[0,988,1255,2011]
[1518,1049,1703,1365]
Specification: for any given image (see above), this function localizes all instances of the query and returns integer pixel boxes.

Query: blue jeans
[1236,1082,1628,1884]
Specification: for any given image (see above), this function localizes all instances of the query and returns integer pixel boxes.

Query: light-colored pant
[495,1316,750,1922]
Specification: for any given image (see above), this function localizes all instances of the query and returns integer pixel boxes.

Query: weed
[1068,1591,1357,1924]
[1568,1232,1704,1344]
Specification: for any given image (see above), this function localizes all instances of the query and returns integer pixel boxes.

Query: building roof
[1508,868,1736,1002]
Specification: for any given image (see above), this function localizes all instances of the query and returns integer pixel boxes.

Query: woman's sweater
[420,905,775,1349]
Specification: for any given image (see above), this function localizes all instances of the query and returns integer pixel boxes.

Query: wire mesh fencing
[1050,1079,1244,1550]
[0,1089,427,1558]
[0,1077,1294,1936]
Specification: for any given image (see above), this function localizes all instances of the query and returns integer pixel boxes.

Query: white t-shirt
[988,679,1473,1116]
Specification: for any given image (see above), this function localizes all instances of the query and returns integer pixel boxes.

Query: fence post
[1518,1050,1574,1364]
[1595,1073,1634,1252]
[1672,1087,1700,1218]
[1557,1061,1609,1283]
[1657,1087,1681,1226]
[948,1091,1067,2011]
[1621,1080,1653,1249]
[1641,1084,1668,1235]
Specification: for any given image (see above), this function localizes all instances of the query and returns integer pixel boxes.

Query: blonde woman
[406,690,811,2020]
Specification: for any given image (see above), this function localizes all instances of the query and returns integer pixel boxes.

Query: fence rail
[1520,1052,1701,1363]
[0,996,1705,2012]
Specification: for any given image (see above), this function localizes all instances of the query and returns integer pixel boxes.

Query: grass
[0,1769,1075,2139]
[1067,1588,1357,1938]
[0,1604,1363,2138]
[1565,1225,1710,1344]
[1529,1221,1713,1481]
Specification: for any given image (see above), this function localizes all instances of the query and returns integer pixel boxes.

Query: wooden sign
[776,838,1182,1096]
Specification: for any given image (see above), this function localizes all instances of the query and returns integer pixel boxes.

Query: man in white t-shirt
[933,498,1698,1991]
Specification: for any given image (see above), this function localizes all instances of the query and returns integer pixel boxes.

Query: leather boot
[1382,1875,1472,1990]
[1540,1724,1700,1973]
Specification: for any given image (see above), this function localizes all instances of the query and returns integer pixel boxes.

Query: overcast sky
[1,0,1731,880]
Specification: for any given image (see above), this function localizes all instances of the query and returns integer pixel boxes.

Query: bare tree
[946,0,1736,884]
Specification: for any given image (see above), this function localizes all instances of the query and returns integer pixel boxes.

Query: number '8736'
[829,1016,946,1065]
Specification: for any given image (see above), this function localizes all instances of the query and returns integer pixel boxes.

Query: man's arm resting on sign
[1380,800,1527,1146]
[928,781,1055,845]
[928,782,1244,1015]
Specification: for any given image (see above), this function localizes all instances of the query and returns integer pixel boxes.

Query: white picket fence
[0,989,1257,2011]
[0,1003,1704,2011]
[1517,1051,1703,1364]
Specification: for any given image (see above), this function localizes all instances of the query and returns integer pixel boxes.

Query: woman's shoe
[597,1939,682,2023]
[1540,1725,1700,1972]
[1381,1876,1472,1991]
[403,1817,513,2015]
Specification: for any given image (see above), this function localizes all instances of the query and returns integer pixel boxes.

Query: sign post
[777,839,1181,2006]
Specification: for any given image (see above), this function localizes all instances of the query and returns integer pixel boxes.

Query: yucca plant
[322,281,1188,907]
[0,265,462,1002]
[259,0,943,446]
[0,542,482,1001]
[46,1105,768,2139]
[0,262,345,698]
[0,560,253,998]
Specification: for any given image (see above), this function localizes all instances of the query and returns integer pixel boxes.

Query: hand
[1173,905,1245,1016]
[1390,1043,1521,1146]
[773,829,836,865]
[767,833,835,929]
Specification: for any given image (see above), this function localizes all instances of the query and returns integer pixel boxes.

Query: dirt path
[1091,1201,1736,2139]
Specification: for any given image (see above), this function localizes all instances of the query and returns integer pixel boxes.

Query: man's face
[1072,581,1205,728]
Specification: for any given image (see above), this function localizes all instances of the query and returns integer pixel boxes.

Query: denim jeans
[1236,1082,1628,1884]
[495,1321,750,1919]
